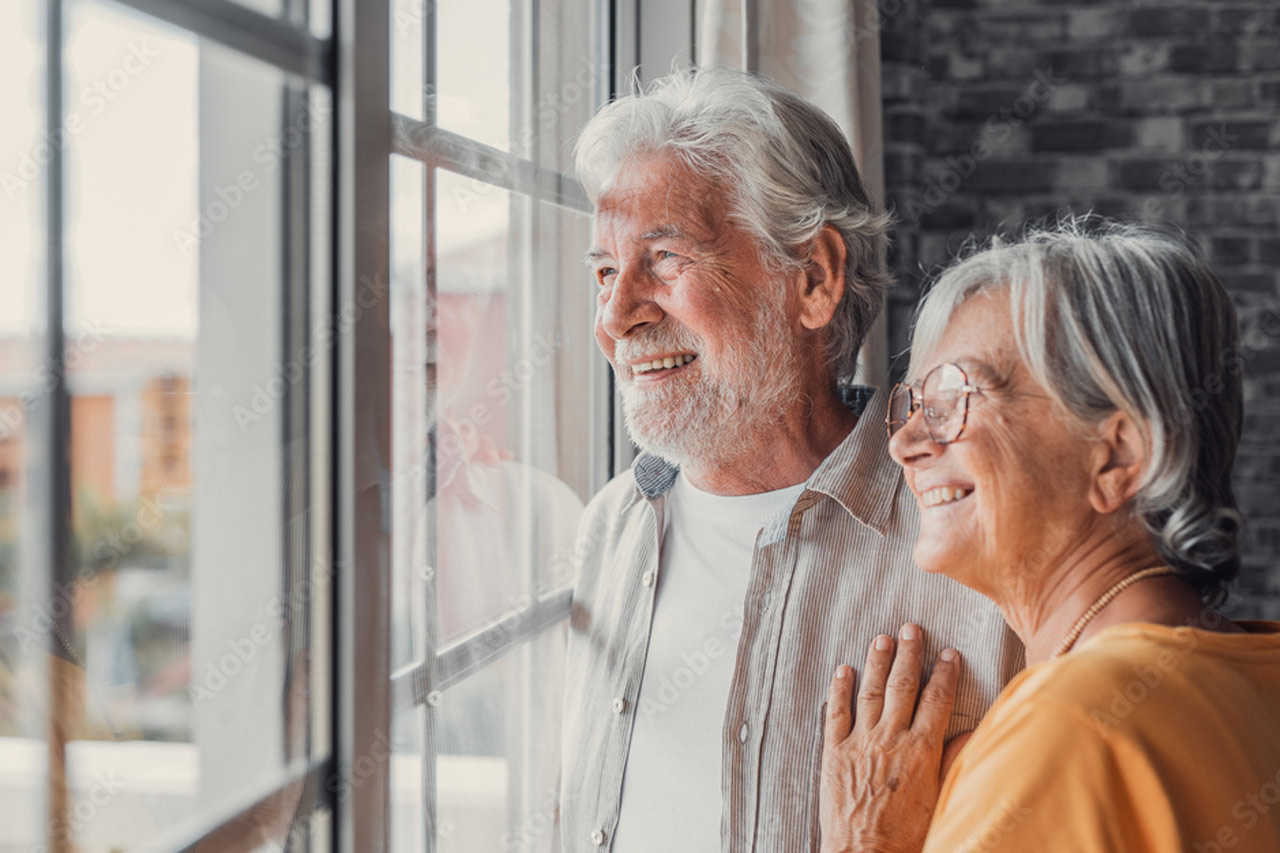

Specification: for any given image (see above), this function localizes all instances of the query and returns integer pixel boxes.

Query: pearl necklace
[1052,566,1179,658]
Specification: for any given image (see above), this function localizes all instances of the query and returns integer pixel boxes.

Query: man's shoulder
[581,466,644,531]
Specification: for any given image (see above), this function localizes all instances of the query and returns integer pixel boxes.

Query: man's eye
[596,267,617,285]
[656,250,679,261]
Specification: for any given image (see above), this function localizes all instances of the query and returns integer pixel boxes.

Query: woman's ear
[1088,411,1148,515]
[798,224,847,331]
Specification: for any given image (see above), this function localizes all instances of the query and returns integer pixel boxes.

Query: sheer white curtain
[698,0,889,387]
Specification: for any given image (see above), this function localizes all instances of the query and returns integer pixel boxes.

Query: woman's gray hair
[910,216,1243,601]
[574,66,892,383]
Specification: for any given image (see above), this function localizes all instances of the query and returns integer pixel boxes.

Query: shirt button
[612,697,627,714]
[738,722,749,743]
[641,570,655,587]
[591,829,605,846]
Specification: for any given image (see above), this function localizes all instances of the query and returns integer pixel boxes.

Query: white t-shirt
[611,471,806,853]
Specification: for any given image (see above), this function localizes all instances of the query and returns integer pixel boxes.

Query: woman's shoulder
[994,620,1280,740]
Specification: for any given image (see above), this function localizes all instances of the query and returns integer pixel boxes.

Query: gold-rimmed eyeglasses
[885,362,982,444]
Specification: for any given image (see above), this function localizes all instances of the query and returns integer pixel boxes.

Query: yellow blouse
[925,620,1280,852]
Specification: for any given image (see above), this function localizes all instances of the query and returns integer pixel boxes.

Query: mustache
[615,325,703,364]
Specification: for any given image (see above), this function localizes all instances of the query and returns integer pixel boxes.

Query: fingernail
[835,665,850,679]
[941,648,957,662]
[901,623,919,641]
[875,634,892,651]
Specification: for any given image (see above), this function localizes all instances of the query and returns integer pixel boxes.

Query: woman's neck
[995,533,1236,666]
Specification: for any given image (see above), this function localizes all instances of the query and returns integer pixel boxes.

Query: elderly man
[558,68,1022,852]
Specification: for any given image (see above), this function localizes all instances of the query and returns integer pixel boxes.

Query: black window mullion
[104,0,330,84]
[42,2,74,850]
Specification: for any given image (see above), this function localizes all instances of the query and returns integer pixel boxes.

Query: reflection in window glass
[390,1,605,849]
[432,169,519,645]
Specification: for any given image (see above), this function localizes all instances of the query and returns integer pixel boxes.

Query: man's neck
[682,391,857,496]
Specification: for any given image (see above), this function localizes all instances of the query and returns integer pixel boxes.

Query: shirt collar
[799,386,902,536]
[629,384,896,535]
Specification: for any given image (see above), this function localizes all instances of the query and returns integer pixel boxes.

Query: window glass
[0,4,48,847]
[436,0,510,150]
[390,0,426,120]
[21,2,332,847]
[388,0,604,848]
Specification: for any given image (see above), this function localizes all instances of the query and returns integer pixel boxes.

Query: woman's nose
[888,407,944,469]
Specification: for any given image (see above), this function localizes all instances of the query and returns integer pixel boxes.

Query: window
[385,0,611,849]
[1,0,700,848]
[1,0,334,848]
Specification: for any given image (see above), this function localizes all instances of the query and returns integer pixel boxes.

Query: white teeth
[921,486,972,508]
[633,354,695,374]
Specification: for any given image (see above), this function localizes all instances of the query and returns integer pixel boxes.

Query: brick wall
[878,0,1280,617]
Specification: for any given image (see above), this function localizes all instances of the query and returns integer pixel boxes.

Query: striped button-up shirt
[559,388,1024,852]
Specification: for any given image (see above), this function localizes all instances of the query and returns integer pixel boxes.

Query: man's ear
[1088,411,1148,515]
[798,224,847,331]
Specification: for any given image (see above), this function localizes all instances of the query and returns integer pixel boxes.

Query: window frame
[384,0,613,846]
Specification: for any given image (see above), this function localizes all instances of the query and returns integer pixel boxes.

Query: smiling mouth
[631,353,697,378]
[921,486,973,508]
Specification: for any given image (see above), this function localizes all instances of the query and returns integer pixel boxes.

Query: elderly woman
[819,220,1280,852]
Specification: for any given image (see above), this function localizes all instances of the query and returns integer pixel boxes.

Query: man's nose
[598,265,663,341]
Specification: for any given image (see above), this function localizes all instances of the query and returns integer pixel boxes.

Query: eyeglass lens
[886,362,970,443]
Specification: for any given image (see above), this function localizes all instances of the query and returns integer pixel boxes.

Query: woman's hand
[819,624,961,853]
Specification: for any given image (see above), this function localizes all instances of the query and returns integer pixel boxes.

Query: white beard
[616,291,803,469]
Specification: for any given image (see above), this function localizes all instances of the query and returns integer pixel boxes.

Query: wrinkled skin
[819,624,961,853]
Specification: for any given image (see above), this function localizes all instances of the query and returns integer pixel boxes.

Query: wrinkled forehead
[592,151,728,241]
[909,289,1022,385]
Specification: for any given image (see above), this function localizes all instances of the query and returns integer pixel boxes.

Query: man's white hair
[574,66,892,384]
[909,216,1244,602]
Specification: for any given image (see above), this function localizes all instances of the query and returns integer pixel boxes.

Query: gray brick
[1046,47,1119,78]
[1031,120,1132,152]
[1113,158,1182,191]
[1170,42,1243,74]
[1129,6,1211,37]
[1192,120,1274,151]
[966,161,1056,193]
[1259,239,1280,264]
[1210,159,1264,190]
[1213,7,1276,36]
[1211,236,1254,267]
[1119,43,1170,77]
